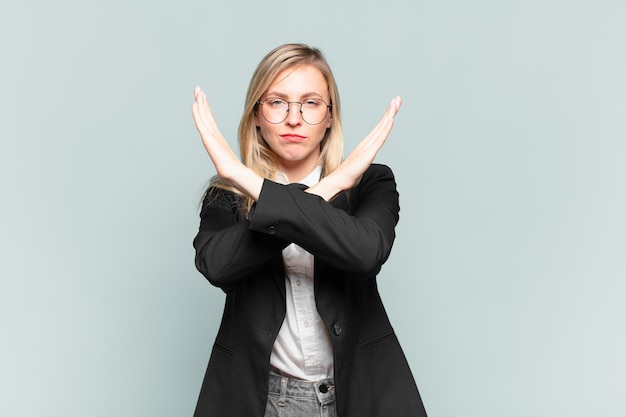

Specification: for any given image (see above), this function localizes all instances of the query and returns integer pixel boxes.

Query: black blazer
[192,164,427,417]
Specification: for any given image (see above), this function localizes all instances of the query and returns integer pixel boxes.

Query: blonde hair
[209,44,344,216]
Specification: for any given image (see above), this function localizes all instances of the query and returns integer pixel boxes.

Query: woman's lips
[280,134,306,143]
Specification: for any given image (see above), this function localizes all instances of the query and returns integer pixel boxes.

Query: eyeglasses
[256,97,331,125]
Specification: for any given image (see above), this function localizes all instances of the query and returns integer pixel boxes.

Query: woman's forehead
[265,65,329,97]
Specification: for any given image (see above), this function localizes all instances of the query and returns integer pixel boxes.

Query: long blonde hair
[209,44,344,216]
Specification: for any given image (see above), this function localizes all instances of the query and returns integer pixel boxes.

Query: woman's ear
[254,106,261,127]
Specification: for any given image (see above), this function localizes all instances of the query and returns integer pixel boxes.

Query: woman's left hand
[307,96,402,201]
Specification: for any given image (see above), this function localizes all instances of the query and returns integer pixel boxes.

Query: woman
[191,44,427,417]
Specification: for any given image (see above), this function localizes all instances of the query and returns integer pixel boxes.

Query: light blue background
[1,1,625,416]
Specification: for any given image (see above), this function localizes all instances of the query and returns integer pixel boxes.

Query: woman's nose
[285,102,302,126]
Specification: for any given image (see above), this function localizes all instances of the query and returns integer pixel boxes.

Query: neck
[278,158,320,184]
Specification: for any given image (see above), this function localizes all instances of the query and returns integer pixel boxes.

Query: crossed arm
[191,86,402,202]
[191,86,403,289]
[194,165,400,289]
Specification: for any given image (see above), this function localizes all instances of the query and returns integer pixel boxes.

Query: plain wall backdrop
[1,0,625,416]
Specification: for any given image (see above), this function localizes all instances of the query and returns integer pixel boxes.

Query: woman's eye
[269,99,285,107]
[304,99,321,107]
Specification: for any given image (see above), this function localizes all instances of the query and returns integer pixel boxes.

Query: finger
[378,96,402,127]
[365,99,398,142]
[393,95,402,107]
[380,96,403,132]
[360,97,402,148]
[193,89,217,128]
[194,87,211,111]
[385,96,402,119]
[191,102,203,126]
[363,101,394,142]
[192,87,206,121]
[192,97,214,134]
[192,103,209,135]
[392,96,403,116]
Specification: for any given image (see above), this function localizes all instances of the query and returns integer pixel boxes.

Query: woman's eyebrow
[264,91,325,99]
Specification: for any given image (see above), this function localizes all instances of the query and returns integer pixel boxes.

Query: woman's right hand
[307,96,402,201]
[192,86,263,200]
[192,86,243,183]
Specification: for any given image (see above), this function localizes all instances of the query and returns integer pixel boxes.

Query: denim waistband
[268,371,336,402]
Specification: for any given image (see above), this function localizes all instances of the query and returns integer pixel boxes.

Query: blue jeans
[264,372,338,417]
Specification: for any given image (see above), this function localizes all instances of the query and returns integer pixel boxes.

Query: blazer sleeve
[193,188,288,291]
[248,164,400,276]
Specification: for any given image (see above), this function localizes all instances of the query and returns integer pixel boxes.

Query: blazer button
[268,225,277,235]
[333,323,343,336]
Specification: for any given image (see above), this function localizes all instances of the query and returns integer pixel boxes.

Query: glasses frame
[256,97,332,125]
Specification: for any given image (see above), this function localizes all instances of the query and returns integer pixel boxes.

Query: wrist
[231,165,263,201]
[306,175,343,202]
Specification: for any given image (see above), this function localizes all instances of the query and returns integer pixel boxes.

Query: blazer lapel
[268,255,286,300]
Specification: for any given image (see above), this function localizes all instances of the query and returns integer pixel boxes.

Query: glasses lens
[260,98,329,125]
[301,99,329,125]
[261,98,288,124]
